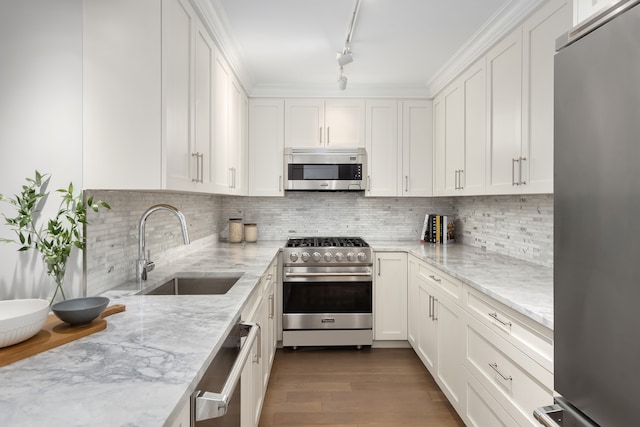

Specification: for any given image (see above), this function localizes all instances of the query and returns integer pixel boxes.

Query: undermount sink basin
[138,274,243,296]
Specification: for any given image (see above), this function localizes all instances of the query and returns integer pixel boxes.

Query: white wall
[0,0,84,301]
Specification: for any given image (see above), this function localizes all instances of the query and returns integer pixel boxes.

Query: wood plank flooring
[259,347,466,427]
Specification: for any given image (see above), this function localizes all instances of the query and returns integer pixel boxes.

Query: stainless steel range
[282,237,373,348]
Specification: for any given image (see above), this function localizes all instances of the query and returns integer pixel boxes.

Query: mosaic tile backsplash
[84,191,553,295]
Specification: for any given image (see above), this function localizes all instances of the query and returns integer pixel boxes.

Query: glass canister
[228,218,243,243]
[244,223,257,242]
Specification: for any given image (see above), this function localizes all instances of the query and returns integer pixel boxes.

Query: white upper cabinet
[485,0,569,195]
[521,0,570,194]
[284,99,365,147]
[83,0,163,190]
[485,28,523,194]
[83,0,247,194]
[402,100,433,196]
[248,99,285,196]
[432,59,486,196]
[365,100,432,197]
[365,100,400,197]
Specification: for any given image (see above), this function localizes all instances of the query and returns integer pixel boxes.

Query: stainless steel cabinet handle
[200,154,204,183]
[319,127,322,145]
[488,312,512,328]
[404,176,409,192]
[284,271,372,278]
[268,294,274,319]
[432,296,438,321]
[192,153,199,183]
[519,156,527,185]
[377,258,381,276]
[511,159,516,185]
[327,126,330,145]
[488,362,512,381]
[279,175,282,192]
[428,295,433,319]
[428,274,441,283]
[367,176,371,192]
[454,170,459,190]
[459,169,464,190]
[193,322,260,421]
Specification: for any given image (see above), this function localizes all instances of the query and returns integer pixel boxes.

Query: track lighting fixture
[337,43,353,66]
[338,67,348,90]
[334,0,361,90]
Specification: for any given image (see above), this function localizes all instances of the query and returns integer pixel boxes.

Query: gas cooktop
[285,237,369,248]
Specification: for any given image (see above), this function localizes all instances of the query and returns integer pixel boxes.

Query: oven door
[282,266,372,330]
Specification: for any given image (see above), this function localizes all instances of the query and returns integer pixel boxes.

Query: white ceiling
[196,0,545,98]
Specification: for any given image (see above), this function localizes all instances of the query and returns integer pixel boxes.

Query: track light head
[338,67,348,90]
[337,51,353,66]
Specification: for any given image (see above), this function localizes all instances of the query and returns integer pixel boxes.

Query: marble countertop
[0,240,552,427]
[0,241,284,427]
[370,241,554,329]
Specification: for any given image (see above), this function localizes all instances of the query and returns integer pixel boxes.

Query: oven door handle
[192,321,260,422]
[284,272,372,278]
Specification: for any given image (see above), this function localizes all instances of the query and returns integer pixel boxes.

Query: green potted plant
[0,171,110,304]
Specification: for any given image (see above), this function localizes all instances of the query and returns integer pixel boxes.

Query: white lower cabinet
[408,256,465,414]
[241,256,279,427]
[374,252,408,341]
[408,254,553,426]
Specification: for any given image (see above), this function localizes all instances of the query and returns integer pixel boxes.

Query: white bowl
[0,299,50,348]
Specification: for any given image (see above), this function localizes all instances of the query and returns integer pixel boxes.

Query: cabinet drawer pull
[428,295,433,319]
[488,312,512,328]
[519,156,527,185]
[428,274,442,283]
[459,169,464,190]
[512,158,520,186]
[488,362,512,382]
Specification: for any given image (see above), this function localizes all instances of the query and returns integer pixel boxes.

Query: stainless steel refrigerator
[535,0,640,426]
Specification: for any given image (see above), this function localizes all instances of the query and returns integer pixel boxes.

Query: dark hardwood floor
[259,347,466,427]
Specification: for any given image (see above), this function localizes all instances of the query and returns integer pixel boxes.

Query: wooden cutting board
[0,304,126,367]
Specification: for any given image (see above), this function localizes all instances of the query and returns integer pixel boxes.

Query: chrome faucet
[137,204,190,282]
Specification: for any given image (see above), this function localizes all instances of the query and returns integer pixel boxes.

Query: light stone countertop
[370,241,554,330]
[0,240,553,427]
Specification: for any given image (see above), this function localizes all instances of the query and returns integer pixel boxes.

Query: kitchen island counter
[370,241,553,329]
[0,241,284,427]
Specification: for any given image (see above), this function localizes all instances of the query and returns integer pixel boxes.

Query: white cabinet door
[365,100,400,197]
[432,94,446,196]
[486,29,523,194]
[443,84,465,194]
[461,59,487,195]
[213,52,231,193]
[407,257,420,348]
[521,0,569,194]
[163,0,194,191]
[284,99,365,147]
[401,100,433,196]
[374,252,408,341]
[83,0,163,190]
[325,99,366,147]
[249,99,285,196]
[416,276,437,372]
[435,291,465,413]
[284,99,325,147]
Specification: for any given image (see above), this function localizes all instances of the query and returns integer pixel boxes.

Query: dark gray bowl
[52,297,110,326]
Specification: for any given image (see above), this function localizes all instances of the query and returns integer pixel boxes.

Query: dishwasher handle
[192,321,260,422]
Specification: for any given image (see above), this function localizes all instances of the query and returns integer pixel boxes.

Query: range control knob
[323,252,333,262]
[301,252,311,262]
[289,252,299,262]
[312,251,322,262]
[357,252,368,262]
[335,252,345,262]
[346,252,356,262]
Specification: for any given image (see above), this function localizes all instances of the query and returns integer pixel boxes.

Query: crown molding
[425,0,546,97]
[192,0,546,99]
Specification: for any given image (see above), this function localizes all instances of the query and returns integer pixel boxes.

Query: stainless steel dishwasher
[191,319,260,426]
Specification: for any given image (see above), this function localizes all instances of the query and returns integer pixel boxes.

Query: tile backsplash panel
[453,194,554,267]
[84,191,553,295]
[219,192,455,241]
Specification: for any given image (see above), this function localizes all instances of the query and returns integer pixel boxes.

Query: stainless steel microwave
[284,147,367,191]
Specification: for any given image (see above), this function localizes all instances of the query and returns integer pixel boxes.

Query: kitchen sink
[138,274,243,295]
